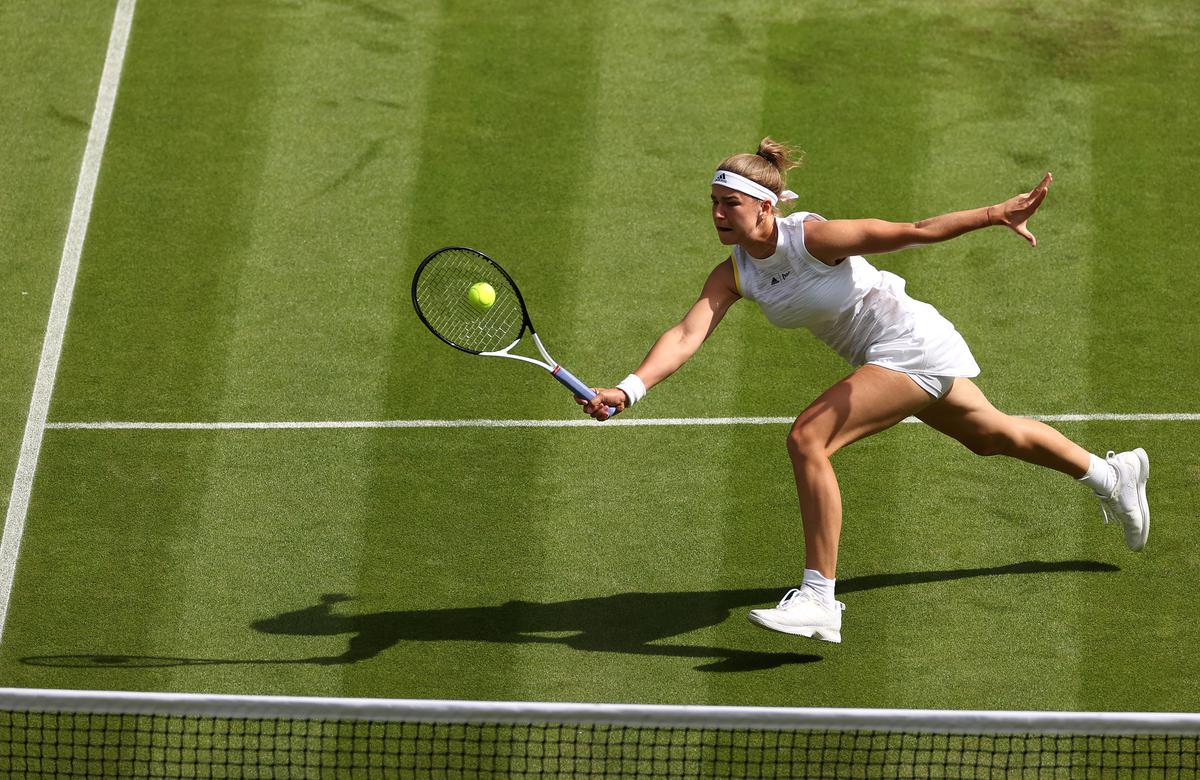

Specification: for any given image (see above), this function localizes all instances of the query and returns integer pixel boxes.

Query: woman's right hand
[576,388,628,421]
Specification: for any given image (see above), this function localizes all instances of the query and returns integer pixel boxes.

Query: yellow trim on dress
[730,255,742,296]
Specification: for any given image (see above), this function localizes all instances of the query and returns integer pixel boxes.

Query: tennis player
[579,138,1150,644]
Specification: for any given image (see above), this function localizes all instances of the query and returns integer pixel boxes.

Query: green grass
[2,0,1200,719]
[4,422,1197,711]
[0,1,120,517]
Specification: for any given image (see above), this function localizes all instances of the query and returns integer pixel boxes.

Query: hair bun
[755,137,801,174]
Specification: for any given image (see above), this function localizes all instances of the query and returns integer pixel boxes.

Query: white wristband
[616,373,647,407]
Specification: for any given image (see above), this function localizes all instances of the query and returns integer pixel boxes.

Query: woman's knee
[787,419,830,461]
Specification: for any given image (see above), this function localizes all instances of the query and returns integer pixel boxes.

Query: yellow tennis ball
[467,282,496,312]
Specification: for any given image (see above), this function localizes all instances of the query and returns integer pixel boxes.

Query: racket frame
[412,246,615,415]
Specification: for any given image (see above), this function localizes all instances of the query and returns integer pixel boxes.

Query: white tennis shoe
[747,588,845,643]
[1094,448,1150,551]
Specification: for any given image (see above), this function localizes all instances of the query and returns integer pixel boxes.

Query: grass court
[2,0,1199,717]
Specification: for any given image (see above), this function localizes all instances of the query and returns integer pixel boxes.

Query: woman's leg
[917,378,1149,550]
[750,365,937,641]
[914,378,1089,475]
[787,365,938,578]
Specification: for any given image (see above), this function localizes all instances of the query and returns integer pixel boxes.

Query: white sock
[800,568,836,607]
[1077,453,1117,495]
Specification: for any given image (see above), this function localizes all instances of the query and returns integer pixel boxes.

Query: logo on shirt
[770,271,791,285]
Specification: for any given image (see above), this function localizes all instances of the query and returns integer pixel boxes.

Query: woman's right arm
[580,258,741,420]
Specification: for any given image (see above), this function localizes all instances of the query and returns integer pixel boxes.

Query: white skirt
[850,271,980,378]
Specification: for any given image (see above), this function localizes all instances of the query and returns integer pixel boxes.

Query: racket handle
[552,365,618,417]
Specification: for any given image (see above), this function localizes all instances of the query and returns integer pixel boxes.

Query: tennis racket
[411,246,616,416]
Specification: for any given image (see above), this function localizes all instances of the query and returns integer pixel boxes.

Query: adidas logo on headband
[714,172,727,183]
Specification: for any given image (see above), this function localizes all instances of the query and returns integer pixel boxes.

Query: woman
[579,138,1150,644]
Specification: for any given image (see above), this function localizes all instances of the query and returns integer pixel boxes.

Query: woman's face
[711,184,770,245]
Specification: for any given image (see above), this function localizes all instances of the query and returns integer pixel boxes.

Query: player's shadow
[248,559,1117,671]
[23,559,1117,673]
[250,590,814,672]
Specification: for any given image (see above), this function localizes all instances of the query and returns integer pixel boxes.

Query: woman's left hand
[996,172,1052,246]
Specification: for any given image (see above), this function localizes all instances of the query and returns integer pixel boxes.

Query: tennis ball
[467,282,496,312]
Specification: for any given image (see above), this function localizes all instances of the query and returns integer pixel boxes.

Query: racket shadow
[21,655,318,669]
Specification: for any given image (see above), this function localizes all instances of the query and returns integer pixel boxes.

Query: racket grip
[552,365,618,418]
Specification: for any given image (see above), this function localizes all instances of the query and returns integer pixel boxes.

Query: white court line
[0,0,138,641]
[42,413,1200,430]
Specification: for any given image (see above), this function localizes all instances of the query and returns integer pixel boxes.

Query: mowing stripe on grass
[0,0,137,641]
[43,413,1200,431]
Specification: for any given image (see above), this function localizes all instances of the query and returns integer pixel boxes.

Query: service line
[43,413,1200,431]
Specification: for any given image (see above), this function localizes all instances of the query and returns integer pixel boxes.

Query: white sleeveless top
[731,211,980,377]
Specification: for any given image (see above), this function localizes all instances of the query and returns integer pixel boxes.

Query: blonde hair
[716,137,803,201]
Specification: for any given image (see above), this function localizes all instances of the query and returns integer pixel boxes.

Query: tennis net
[1,687,1197,778]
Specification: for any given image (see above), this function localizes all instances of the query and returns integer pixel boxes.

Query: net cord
[1,688,1198,736]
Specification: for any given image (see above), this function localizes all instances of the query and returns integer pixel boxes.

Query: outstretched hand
[996,172,1052,246]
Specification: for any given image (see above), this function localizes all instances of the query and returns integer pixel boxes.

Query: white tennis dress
[730,211,980,379]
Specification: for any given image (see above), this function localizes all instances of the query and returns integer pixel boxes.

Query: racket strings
[414,249,525,353]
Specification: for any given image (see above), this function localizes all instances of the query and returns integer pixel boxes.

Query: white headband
[711,169,798,205]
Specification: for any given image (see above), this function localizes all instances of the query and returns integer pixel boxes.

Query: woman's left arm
[803,173,1053,264]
